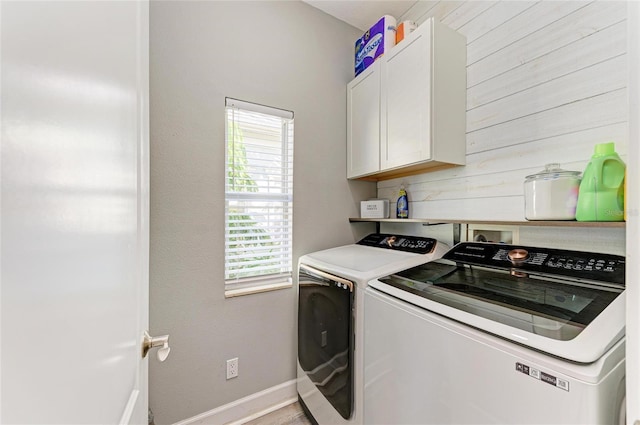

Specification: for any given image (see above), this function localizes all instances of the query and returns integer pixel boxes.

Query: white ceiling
[302,0,418,31]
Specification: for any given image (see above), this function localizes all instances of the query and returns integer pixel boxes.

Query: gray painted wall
[149,1,374,423]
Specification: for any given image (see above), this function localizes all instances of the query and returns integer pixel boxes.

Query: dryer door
[298,264,354,420]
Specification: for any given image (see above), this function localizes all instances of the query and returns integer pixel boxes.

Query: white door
[1,1,150,424]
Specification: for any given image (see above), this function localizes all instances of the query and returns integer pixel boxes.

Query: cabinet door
[381,20,432,171]
[347,61,381,178]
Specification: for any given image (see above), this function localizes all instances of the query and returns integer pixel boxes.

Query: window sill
[225,281,292,298]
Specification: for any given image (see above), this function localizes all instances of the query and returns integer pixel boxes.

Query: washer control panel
[443,242,625,286]
[357,233,437,254]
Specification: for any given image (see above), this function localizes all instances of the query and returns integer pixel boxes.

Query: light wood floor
[243,402,312,425]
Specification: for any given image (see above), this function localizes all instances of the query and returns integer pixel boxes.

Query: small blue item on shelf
[396,186,409,219]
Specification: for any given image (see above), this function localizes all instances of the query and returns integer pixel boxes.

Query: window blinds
[224,98,294,288]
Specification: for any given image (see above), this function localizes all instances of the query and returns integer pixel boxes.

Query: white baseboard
[172,379,297,425]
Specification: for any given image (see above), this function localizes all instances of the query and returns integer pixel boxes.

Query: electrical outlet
[226,357,238,380]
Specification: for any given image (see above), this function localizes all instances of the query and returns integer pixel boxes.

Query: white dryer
[365,242,626,425]
[297,234,449,425]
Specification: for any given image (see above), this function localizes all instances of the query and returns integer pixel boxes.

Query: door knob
[142,331,170,361]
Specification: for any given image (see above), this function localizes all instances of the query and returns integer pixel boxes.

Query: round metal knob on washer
[508,248,529,266]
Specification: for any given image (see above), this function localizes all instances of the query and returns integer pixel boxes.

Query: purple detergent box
[355,15,397,77]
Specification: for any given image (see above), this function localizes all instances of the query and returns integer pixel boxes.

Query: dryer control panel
[357,233,437,254]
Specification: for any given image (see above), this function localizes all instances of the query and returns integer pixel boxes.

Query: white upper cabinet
[347,60,381,178]
[382,20,433,170]
[347,18,466,180]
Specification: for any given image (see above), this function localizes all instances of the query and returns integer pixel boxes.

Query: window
[224,98,294,296]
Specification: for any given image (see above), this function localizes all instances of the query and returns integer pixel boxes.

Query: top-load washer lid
[300,234,450,284]
[371,242,625,363]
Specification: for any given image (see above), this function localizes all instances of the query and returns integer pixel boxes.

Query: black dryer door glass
[298,265,353,419]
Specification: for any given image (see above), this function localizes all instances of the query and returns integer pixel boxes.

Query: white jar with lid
[524,163,582,220]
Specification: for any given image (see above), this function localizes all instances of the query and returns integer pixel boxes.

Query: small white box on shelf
[360,199,390,218]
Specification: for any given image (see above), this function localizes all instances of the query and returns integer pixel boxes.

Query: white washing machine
[365,242,626,425]
[297,233,449,425]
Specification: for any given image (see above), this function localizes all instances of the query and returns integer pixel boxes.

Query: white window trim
[226,98,293,120]
[224,98,294,297]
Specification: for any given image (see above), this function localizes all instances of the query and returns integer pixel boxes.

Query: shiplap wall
[378,0,628,223]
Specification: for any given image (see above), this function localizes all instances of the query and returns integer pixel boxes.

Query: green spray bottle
[575,142,625,221]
